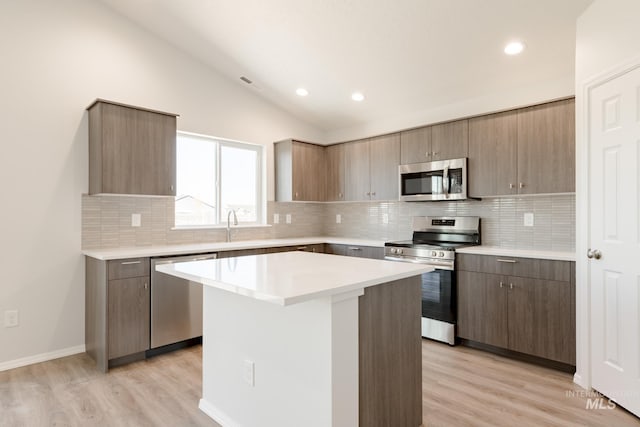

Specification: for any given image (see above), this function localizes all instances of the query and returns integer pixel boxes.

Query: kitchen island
[156,251,431,427]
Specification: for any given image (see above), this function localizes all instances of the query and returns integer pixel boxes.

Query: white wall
[0,0,323,367]
[574,0,640,387]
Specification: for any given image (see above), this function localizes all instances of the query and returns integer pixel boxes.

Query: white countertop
[82,237,385,260]
[456,246,576,261]
[155,251,432,306]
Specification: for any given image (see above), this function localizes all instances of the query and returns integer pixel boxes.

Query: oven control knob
[438,251,445,257]
[431,251,437,257]
[397,248,403,255]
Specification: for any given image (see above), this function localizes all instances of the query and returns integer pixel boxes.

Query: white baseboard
[199,398,239,427]
[0,345,86,372]
[573,373,588,389]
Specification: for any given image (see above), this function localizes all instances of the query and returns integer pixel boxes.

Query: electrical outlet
[524,212,534,227]
[273,213,279,224]
[336,214,341,224]
[382,213,389,224]
[131,213,141,227]
[4,310,18,328]
[286,214,292,224]
[243,360,255,387]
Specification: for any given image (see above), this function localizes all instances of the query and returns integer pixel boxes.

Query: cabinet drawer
[108,258,150,280]
[457,254,570,281]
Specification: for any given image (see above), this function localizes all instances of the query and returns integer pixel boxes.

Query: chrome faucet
[226,209,238,242]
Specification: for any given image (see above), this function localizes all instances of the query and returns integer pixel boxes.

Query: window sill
[171,224,272,231]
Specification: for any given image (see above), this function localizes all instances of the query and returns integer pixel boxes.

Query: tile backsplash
[82,194,575,252]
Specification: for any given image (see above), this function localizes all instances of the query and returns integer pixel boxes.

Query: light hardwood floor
[1,341,638,426]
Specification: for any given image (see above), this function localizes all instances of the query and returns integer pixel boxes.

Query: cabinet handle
[295,192,299,198]
[499,281,504,288]
[348,247,362,251]
[519,182,524,189]
[170,185,174,191]
[339,192,343,198]
[496,259,517,263]
[144,282,148,290]
[509,183,515,189]
[509,283,513,290]
[371,192,376,196]
[432,152,438,157]
[121,261,142,265]
[366,192,371,196]
[426,152,431,157]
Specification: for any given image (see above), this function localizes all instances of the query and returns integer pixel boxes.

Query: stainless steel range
[384,216,480,345]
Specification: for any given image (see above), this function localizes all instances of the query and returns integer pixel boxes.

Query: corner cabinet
[456,254,575,366]
[468,98,575,197]
[345,134,400,201]
[275,140,326,201]
[88,99,178,196]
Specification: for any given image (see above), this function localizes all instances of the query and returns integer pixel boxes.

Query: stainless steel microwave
[399,158,468,201]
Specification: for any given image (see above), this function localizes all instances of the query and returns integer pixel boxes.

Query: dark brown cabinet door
[468,111,518,197]
[108,277,150,359]
[507,277,575,364]
[344,139,371,201]
[400,126,431,164]
[325,144,345,201]
[431,119,468,161]
[90,100,177,196]
[516,98,575,194]
[457,271,509,348]
[369,134,400,200]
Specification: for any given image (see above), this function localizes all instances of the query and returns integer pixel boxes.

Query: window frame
[175,131,265,228]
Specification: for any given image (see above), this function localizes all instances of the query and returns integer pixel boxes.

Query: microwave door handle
[443,166,450,195]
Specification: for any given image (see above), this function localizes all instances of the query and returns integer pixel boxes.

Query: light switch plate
[273,213,279,224]
[131,213,141,227]
[524,212,534,227]
[285,214,292,224]
[243,360,255,387]
[4,310,18,328]
[336,214,341,224]
[382,213,389,224]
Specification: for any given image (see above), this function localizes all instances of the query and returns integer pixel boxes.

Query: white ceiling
[99,0,592,139]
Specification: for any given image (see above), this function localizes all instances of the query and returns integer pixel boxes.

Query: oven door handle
[384,256,454,271]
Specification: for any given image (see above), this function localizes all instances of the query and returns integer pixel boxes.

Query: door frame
[575,54,640,390]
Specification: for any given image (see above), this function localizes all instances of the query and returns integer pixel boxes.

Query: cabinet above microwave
[399,158,468,202]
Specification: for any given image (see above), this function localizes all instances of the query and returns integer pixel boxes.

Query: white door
[589,65,640,416]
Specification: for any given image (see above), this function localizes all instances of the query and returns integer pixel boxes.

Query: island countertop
[155,251,432,306]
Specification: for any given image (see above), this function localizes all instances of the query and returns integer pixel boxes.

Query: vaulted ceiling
[99,0,592,140]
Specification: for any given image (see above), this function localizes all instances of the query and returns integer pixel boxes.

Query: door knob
[587,249,602,260]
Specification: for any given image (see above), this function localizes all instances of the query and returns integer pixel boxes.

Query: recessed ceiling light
[351,92,365,102]
[296,88,308,97]
[504,41,525,55]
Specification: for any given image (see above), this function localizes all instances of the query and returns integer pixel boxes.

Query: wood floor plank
[0,341,639,426]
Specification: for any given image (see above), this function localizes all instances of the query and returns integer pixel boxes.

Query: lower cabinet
[457,255,575,366]
[325,243,384,260]
[108,276,150,359]
[86,257,150,372]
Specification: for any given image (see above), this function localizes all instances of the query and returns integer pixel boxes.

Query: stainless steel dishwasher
[150,253,217,348]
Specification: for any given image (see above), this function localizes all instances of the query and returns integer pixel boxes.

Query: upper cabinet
[275,140,326,201]
[345,134,400,201]
[468,98,575,197]
[516,98,575,195]
[400,126,431,164]
[88,100,177,196]
[325,143,345,201]
[400,119,468,165]
[468,111,518,197]
[431,119,469,161]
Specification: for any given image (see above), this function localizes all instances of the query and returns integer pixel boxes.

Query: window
[175,132,263,227]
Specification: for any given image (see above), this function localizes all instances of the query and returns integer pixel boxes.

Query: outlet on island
[4,310,18,328]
